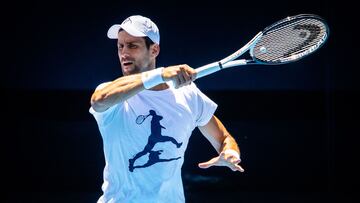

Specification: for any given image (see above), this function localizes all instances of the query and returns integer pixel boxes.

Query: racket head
[250,14,329,64]
[136,115,147,124]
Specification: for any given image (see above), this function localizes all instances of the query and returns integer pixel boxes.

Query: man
[90,15,244,203]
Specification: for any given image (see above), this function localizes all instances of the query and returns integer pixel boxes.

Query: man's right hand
[162,64,197,88]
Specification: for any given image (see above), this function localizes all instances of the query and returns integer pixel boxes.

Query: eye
[128,44,137,49]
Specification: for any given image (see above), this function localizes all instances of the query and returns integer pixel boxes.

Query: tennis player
[90,15,244,203]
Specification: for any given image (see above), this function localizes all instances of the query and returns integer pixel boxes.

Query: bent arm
[91,65,197,112]
[90,73,144,112]
[197,115,243,171]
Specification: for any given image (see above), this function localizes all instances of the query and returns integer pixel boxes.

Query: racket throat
[218,61,224,69]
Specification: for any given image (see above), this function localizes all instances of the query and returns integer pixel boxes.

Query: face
[117,31,159,76]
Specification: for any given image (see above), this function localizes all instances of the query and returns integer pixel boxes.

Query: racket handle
[166,63,218,87]
[195,62,221,79]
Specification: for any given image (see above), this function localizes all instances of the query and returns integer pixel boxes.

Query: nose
[119,47,130,60]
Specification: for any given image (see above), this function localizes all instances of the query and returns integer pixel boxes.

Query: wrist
[141,67,164,89]
[223,149,241,160]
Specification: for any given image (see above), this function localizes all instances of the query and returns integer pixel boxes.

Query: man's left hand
[198,151,244,172]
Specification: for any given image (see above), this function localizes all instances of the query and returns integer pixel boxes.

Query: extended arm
[198,115,244,172]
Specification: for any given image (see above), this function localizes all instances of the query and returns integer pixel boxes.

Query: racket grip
[195,62,221,79]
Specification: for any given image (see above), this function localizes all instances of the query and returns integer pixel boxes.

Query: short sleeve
[192,84,218,126]
[89,104,120,127]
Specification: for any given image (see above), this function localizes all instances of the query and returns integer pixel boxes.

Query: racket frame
[195,14,329,79]
[136,115,149,124]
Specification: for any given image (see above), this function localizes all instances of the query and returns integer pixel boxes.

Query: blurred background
[3,0,358,202]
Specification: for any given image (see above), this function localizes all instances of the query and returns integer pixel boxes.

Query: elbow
[90,89,126,112]
[90,92,109,112]
[91,91,103,103]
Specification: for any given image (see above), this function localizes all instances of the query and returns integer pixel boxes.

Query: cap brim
[107,24,146,39]
[107,24,121,39]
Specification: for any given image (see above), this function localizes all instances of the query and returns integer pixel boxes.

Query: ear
[150,44,160,58]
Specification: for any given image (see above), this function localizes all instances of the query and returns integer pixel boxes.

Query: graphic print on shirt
[129,110,183,172]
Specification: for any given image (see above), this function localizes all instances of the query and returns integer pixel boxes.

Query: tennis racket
[136,114,150,124]
[195,14,329,79]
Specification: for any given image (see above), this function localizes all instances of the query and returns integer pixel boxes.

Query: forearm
[198,116,244,172]
[199,116,240,154]
[91,73,144,112]
[220,134,240,155]
[208,128,240,155]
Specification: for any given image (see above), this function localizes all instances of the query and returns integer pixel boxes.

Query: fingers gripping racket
[195,14,329,79]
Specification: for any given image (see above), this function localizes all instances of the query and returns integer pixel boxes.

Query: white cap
[107,15,160,44]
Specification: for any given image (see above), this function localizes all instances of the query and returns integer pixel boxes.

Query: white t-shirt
[89,82,217,203]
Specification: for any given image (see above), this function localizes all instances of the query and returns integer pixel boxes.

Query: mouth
[121,61,135,75]
[122,61,133,67]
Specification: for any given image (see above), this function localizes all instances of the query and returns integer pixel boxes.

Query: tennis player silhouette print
[129,110,182,172]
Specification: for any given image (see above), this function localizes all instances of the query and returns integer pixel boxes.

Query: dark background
[3,0,358,202]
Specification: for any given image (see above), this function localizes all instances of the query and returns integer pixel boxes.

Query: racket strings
[136,115,148,124]
[253,18,327,63]
[283,23,322,57]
